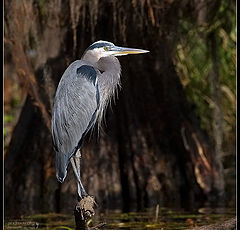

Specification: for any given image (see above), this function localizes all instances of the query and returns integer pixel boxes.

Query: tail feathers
[55,151,70,183]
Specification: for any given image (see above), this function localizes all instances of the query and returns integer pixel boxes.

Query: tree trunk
[4,0,224,217]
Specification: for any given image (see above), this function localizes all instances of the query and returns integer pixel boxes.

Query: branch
[187,217,236,230]
[74,196,106,230]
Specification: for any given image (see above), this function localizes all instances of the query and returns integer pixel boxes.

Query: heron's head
[82,40,149,61]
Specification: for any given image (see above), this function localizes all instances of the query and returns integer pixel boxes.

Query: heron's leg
[70,158,83,200]
[70,150,87,201]
[74,150,87,197]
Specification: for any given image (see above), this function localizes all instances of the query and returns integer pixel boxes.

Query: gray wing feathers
[52,61,99,182]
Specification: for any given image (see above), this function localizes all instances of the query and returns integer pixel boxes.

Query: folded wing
[51,61,100,182]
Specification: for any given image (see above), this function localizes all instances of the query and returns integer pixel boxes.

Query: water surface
[5,207,235,229]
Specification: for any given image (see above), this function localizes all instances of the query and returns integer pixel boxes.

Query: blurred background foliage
[175,0,236,145]
[4,0,236,191]
[4,0,236,152]
[4,62,24,154]
[173,0,236,201]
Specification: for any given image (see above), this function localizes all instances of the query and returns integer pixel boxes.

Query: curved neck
[81,50,99,65]
[81,51,121,74]
[82,54,121,126]
[96,56,121,98]
[96,56,121,74]
[81,53,121,98]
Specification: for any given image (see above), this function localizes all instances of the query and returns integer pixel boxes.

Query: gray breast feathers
[51,60,100,182]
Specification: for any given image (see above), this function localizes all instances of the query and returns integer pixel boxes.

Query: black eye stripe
[86,42,113,51]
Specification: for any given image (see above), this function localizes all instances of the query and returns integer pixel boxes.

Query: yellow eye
[104,47,108,51]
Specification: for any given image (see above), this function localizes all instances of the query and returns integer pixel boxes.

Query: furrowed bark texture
[4,0,224,217]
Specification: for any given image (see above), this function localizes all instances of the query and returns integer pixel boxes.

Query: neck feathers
[96,56,121,129]
[81,53,121,129]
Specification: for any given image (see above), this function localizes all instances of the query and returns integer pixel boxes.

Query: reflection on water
[4,207,235,229]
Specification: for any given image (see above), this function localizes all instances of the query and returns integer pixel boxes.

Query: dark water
[4,207,236,230]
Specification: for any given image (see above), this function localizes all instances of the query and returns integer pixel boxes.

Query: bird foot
[75,195,96,220]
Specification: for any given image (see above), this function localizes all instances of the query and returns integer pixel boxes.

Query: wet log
[188,217,236,230]
[74,196,105,230]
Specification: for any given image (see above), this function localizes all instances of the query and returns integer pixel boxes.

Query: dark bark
[4,0,225,217]
[207,31,225,197]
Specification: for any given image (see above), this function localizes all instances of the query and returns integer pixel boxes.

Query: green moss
[4,114,14,123]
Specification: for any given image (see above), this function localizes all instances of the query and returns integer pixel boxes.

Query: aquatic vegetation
[4,207,235,229]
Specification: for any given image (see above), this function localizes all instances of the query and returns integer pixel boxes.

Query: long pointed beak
[109,45,149,56]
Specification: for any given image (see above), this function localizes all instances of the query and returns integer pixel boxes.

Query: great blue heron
[51,40,149,201]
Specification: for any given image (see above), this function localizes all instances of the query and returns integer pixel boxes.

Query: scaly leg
[70,149,87,201]
[75,149,87,199]
[71,150,96,219]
